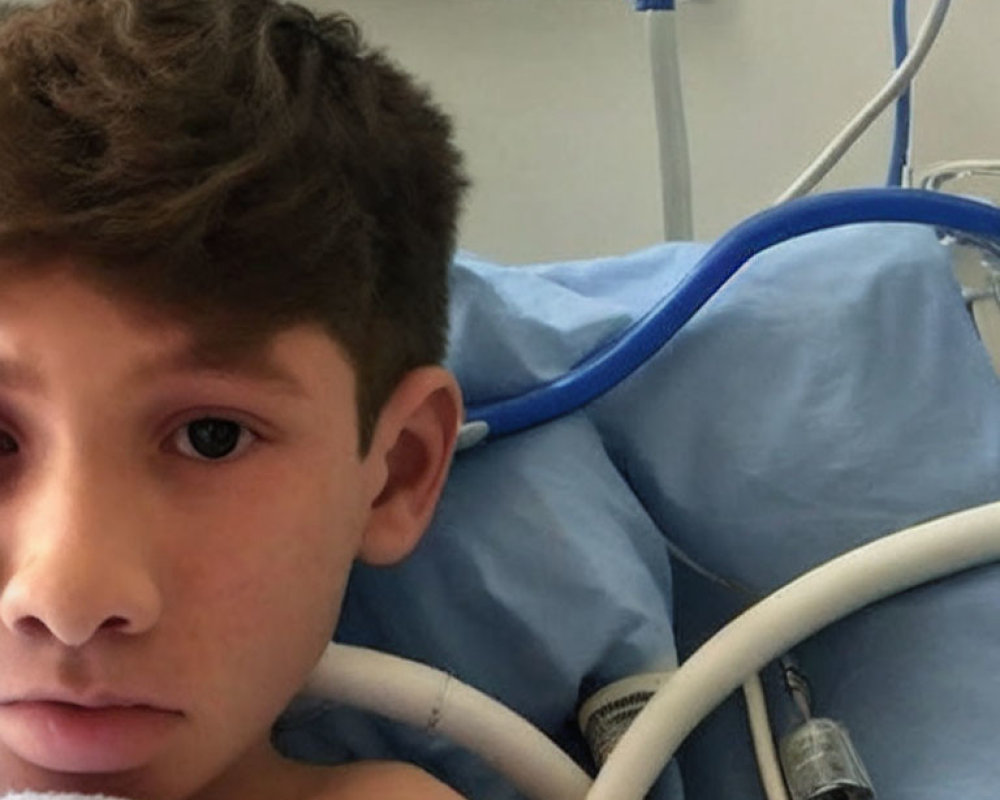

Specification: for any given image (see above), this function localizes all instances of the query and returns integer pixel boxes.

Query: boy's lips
[0,692,184,774]
[7,688,180,709]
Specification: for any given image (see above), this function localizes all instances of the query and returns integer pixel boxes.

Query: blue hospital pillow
[586,223,1000,800]
[277,222,1000,800]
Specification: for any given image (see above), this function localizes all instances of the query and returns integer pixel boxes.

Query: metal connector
[778,718,875,800]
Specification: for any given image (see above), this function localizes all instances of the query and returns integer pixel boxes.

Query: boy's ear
[358,366,463,566]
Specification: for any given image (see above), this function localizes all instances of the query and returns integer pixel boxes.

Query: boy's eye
[0,432,17,455]
[173,418,255,461]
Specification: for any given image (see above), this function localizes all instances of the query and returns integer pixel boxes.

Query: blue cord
[634,0,675,9]
[465,189,1000,440]
[888,0,911,186]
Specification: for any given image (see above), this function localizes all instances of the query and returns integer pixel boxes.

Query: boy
[0,1,467,798]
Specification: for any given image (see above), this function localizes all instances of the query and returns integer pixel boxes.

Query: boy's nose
[0,465,163,648]
[0,549,162,647]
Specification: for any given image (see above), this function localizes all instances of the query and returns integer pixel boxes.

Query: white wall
[326,0,662,263]
[675,0,1000,239]
[317,1,1000,261]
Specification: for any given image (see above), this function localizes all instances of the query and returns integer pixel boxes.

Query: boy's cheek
[176,506,356,636]
[185,481,360,632]
[155,510,356,736]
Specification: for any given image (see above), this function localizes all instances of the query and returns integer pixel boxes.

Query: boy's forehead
[0,325,313,401]
[0,263,347,397]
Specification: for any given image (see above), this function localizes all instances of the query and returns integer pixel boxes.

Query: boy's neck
[191,742,323,800]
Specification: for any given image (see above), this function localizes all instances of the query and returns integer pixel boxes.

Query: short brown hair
[0,0,467,449]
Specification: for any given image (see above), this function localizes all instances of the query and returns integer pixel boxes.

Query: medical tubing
[648,8,693,240]
[584,499,1000,800]
[774,0,949,204]
[465,188,1000,440]
[743,674,790,800]
[304,643,593,800]
[888,0,912,187]
[780,656,812,722]
[920,159,1000,192]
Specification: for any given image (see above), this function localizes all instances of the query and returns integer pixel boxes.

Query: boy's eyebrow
[0,343,307,397]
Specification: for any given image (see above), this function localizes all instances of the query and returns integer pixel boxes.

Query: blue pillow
[277,222,1000,800]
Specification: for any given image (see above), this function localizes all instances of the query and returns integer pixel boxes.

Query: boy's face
[0,263,375,798]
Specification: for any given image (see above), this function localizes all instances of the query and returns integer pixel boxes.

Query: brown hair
[0,0,467,449]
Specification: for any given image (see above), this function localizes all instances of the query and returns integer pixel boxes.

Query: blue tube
[634,0,675,9]
[466,189,1000,440]
[888,0,911,186]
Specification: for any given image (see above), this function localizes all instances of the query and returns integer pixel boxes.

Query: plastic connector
[778,718,875,800]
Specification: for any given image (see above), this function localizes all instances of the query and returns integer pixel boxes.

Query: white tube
[742,674,790,800]
[918,158,1000,192]
[648,10,693,241]
[586,498,1000,800]
[775,0,951,205]
[917,158,1000,380]
[304,643,592,800]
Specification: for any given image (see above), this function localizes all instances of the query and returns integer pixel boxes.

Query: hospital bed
[280,202,1000,800]
[277,2,1000,799]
